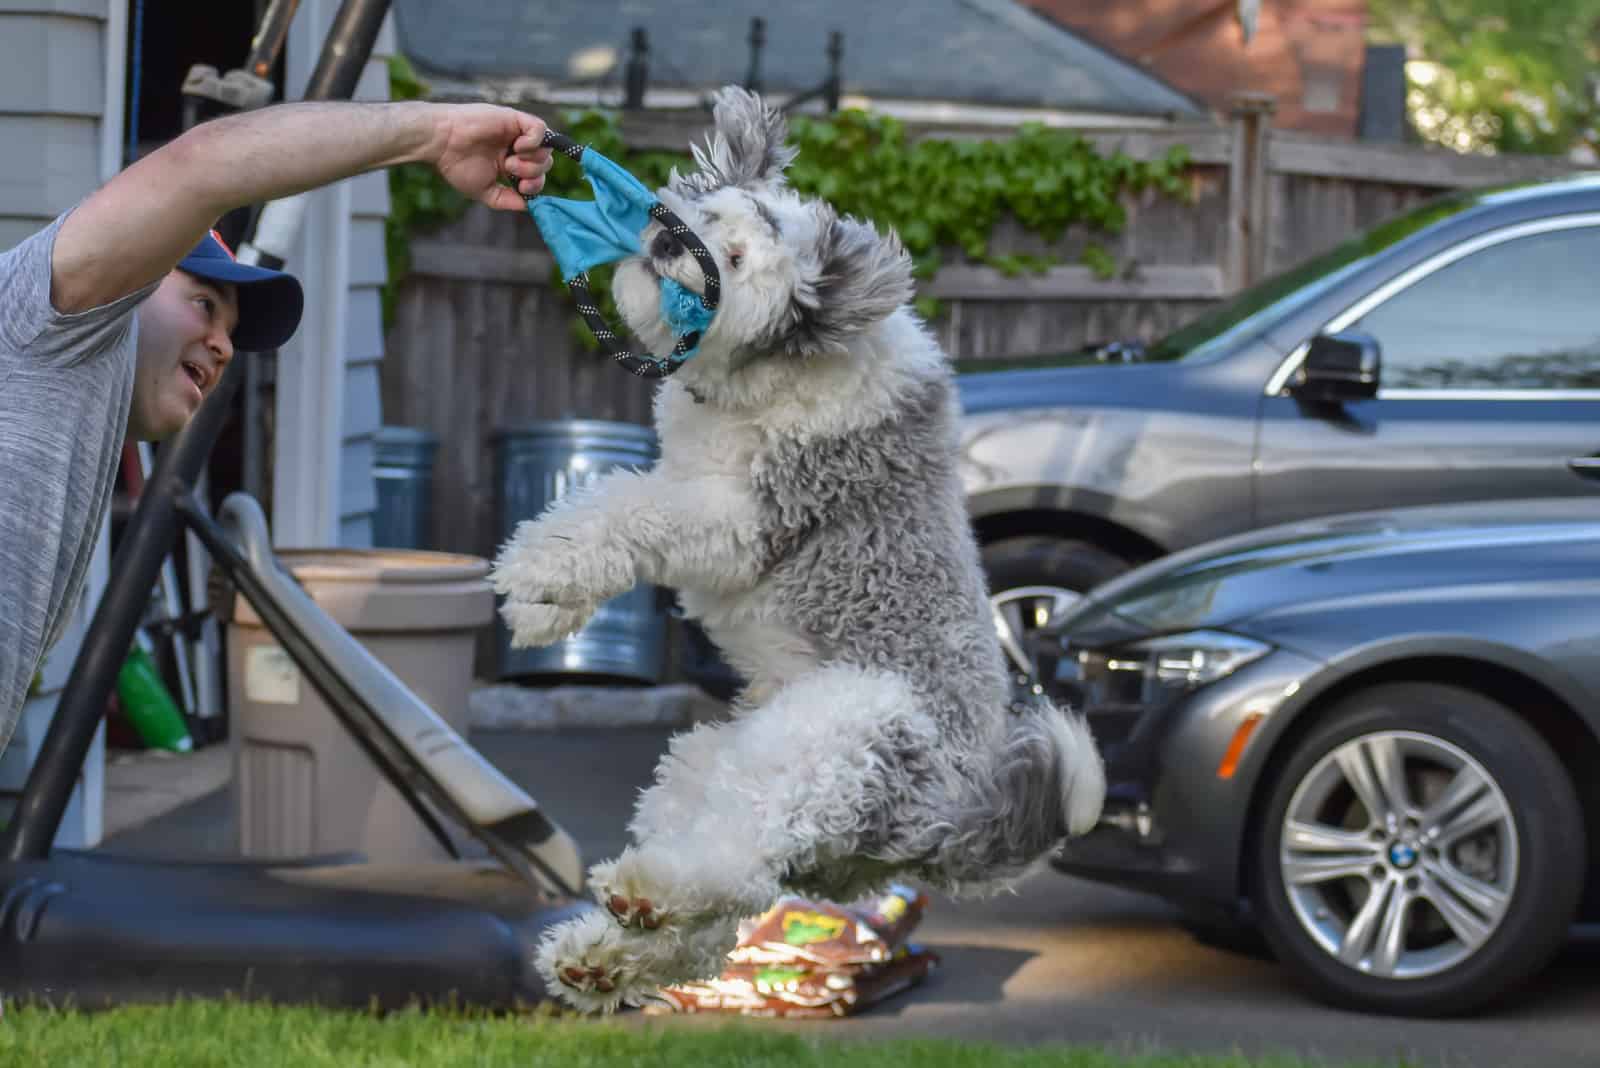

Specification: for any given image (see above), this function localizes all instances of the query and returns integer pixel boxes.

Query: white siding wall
[275,7,394,548]
[0,0,122,849]
[340,20,396,546]
[0,0,109,245]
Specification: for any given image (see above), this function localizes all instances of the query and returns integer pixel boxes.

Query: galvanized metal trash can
[492,420,666,683]
[371,426,440,550]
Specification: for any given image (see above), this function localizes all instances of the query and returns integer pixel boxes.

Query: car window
[1160,191,1478,364]
[1349,225,1600,390]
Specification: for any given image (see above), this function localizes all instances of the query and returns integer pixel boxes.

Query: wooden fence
[382,94,1578,560]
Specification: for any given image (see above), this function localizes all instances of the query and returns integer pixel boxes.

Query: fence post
[1226,91,1278,291]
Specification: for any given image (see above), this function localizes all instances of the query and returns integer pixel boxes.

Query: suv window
[1350,225,1600,390]
[1158,192,1478,365]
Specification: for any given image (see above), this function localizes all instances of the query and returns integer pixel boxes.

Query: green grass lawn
[0,1000,1425,1068]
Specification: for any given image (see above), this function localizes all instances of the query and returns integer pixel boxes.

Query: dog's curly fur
[491,87,1105,1013]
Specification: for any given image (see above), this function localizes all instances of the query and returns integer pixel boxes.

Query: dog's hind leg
[590,664,944,930]
[588,716,745,931]
[533,908,742,1014]
[538,664,946,1011]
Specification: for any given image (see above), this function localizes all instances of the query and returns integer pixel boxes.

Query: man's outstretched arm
[50,100,551,313]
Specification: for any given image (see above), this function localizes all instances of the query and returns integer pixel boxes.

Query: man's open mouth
[181,361,208,392]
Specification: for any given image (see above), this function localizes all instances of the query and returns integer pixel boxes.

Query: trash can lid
[374,426,442,467]
[231,548,495,631]
[490,419,657,444]
[374,426,442,447]
[274,548,487,584]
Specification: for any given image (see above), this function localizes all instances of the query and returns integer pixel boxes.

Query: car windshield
[1154,191,1480,364]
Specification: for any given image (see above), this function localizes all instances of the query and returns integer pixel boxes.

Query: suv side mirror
[1290,331,1381,403]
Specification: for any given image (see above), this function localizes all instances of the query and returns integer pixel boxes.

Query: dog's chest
[655,396,764,487]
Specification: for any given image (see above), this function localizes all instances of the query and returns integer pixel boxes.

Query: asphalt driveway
[105,725,1600,1066]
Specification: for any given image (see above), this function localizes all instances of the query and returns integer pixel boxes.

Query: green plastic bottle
[116,636,193,753]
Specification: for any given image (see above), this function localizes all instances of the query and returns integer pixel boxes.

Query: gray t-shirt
[0,212,157,751]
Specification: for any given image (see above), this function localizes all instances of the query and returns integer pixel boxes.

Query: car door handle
[1567,456,1600,480]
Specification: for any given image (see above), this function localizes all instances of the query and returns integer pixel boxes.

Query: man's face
[129,270,239,441]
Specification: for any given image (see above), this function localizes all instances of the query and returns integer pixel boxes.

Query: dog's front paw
[491,521,634,610]
[605,892,666,931]
[590,850,683,931]
[499,599,596,648]
[534,911,666,1014]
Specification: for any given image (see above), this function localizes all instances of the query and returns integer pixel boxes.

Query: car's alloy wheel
[980,537,1131,691]
[990,584,1084,689]
[1279,730,1517,981]
[1251,682,1584,1016]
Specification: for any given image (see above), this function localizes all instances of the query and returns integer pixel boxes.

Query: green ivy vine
[382,56,1192,333]
[784,110,1191,318]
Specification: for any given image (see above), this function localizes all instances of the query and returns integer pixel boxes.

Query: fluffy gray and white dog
[491,87,1105,1013]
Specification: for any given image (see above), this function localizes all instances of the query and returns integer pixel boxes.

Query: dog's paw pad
[535,911,667,1014]
[559,964,619,994]
[606,893,667,931]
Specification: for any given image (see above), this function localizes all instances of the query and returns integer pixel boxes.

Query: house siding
[340,29,396,545]
[0,4,106,240]
[275,7,396,548]
[0,0,119,850]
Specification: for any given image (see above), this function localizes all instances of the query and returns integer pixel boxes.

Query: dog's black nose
[650,229,684,260]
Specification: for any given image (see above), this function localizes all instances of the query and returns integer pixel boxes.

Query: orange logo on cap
[210,229,236,260]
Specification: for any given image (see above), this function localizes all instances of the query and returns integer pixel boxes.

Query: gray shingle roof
[392,0,1206,119]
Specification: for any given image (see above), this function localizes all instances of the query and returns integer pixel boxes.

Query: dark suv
[957,174,1600,687]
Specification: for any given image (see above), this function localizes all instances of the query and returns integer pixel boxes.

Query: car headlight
[1072,630,1272,713]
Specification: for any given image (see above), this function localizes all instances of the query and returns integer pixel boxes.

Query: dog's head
[613,87,915,403]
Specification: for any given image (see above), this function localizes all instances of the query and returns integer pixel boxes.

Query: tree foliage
[1369,0,1600,155]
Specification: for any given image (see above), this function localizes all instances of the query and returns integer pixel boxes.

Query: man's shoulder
[0,214,71,352]
[0,213,67,282]
[1,210,153,363]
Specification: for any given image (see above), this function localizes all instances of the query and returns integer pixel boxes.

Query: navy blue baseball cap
[178,230,304,351]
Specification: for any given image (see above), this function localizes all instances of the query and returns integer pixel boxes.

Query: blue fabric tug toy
[523,130,720,378]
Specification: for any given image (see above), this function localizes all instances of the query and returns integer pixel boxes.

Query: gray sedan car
[1036,498,1600,1017]
[958,174,1600,694]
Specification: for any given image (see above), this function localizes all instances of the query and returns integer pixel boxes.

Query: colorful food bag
[649,884,939,1018]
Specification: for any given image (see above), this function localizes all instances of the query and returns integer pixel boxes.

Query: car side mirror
[1567,456,1600,482]
[1289,331,1381,403]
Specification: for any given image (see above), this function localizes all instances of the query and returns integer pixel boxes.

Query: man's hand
[427,103,553,211]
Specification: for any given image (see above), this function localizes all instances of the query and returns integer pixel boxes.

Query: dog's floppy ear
[785,205,916,354]
[671,86,798,197]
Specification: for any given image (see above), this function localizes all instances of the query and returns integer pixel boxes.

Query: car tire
[1249,682,1584,1017]
[980,537,1132,688]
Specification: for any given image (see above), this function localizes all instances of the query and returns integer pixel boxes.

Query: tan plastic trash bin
[227,548,493,863]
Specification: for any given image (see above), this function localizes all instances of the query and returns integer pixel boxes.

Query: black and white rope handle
[530,129,721,379]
